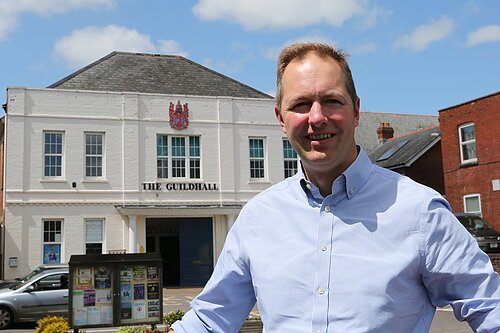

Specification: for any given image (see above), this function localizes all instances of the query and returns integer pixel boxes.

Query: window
[157,135,201,179]
[85,219,104,254]
[283,139,299,178]
[464,194,482,216]
[85,133,104,177]
[43,220,62,264]
[458,123,477,164]
[44,132,63,177]
[249,138,265,179]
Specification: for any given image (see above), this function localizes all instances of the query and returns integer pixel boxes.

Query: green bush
[116,326,149,333]
[35,316,70,333]
[162,310,185,326]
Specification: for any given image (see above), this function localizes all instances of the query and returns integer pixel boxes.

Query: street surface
[3,287,472,333]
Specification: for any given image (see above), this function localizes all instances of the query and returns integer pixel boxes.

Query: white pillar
[128,215,137,253]
[227,214,236,230]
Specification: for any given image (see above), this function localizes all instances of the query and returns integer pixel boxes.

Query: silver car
[0,268,68,329]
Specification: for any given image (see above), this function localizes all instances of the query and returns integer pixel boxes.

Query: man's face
[275,52,360,175]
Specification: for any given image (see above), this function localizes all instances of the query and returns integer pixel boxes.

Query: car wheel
[0,307,13,329]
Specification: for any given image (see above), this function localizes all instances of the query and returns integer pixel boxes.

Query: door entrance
[146,217,213,287]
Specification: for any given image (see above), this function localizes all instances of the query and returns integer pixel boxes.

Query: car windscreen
[458,216,493,231]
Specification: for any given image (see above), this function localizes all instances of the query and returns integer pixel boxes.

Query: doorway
[146,217,213,287]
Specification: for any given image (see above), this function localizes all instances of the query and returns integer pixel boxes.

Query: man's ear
[353,98,360,128]
[275,106,287,134]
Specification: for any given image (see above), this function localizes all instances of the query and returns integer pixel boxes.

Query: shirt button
[316,331,321,333]
[324,205,331,212]
[306,183,312,189]
[318,287,326,295]
[320,244,327,251]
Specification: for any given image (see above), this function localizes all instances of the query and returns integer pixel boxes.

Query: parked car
[0,267,68,329]
[0,263,68,289]
[454,213,500,253]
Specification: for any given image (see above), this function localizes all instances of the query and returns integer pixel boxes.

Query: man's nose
[308,101,327,127]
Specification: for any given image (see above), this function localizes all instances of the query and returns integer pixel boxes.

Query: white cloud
[393,16,454,51]
[54,25,188,68]
[263,33,339,60]
[466,25,500,46]
[192,0,373,30]
[0,0,115,40]
[350,41,376,54]
[158,40,189,57]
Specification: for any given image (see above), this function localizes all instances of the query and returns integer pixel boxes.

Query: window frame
[458,122,477,164]
[283,138,299,178]
[84,132,105,179]
[156,134,201,180]
[249,137,266,180]
[463,193,482,216]
[43,131,64,178]
[85,219,105,254]
[42,219,63,264]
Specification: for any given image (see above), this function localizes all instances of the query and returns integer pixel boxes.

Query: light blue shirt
[172,147,500,333]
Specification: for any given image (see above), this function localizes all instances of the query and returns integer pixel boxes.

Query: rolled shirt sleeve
[422,196,500,332]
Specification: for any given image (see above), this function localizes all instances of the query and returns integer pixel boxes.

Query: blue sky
[1,0,499,117]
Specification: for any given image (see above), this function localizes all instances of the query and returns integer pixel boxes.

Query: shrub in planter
[35,316,70,333]
[163,310,185,327]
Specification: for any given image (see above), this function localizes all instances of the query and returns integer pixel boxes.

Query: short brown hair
[275,43,358,109]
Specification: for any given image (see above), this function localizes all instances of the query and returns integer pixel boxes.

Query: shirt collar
[298,146,373,200]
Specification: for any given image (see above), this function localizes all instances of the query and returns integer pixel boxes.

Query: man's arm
[170,215,256,333]
[422,197,500,332]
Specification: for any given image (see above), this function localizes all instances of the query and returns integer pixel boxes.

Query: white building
[1,52,438,286]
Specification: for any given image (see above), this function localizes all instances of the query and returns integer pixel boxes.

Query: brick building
[439,92,500,231]
[368,125,444,195]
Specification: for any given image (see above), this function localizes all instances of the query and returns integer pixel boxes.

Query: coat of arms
[169,100,189,130]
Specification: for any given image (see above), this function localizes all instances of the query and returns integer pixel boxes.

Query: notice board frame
[68,253,163,329]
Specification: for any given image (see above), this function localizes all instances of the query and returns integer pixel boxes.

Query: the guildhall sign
[142,182,219,191]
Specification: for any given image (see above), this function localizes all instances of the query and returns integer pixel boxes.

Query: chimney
[377,123,394,144]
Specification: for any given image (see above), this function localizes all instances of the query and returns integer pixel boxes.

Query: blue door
[179,218,213,286]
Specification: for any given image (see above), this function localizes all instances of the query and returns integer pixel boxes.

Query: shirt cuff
[170,309,210,333]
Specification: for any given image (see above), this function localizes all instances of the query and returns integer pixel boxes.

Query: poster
[73,307,88,326]
[132,266,146,282]
[43,244,61,264]
[100,306,113,324]
[147,282,159,299]
[120,284,132,301]
[133,301,146,319]
[94,267,111,289]
[121,302,132,319]
[133,284,145,300]
[87,307,100,325]
[120,268,132,283]
[77,268,94,290]
[147,266,158,280]
[84,290,96,306]
[73,290,84,308]
[96,290,112,305]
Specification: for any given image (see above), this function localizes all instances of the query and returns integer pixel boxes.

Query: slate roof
[368,126,440,169]
[48,52,273,99]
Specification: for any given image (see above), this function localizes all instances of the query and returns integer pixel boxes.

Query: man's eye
[324,99,341,105]
[291,102,310,111]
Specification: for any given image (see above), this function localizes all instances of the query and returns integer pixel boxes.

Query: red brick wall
[439,93,500,231]
[489,253,500,273]
[401,142,445,194]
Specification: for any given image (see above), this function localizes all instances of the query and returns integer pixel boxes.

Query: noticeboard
[69,253,163,329]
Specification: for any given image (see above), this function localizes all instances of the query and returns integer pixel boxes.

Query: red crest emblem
[169,100,189,130]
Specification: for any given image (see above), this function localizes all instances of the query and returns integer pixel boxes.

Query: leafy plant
[116,326,150,333]
[162,310,185,326]
[35,316,70,333]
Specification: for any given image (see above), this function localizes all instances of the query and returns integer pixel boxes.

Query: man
[169,43,500,332]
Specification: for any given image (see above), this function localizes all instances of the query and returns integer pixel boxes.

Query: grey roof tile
[368,126,440,169]
[48,52,273,99]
